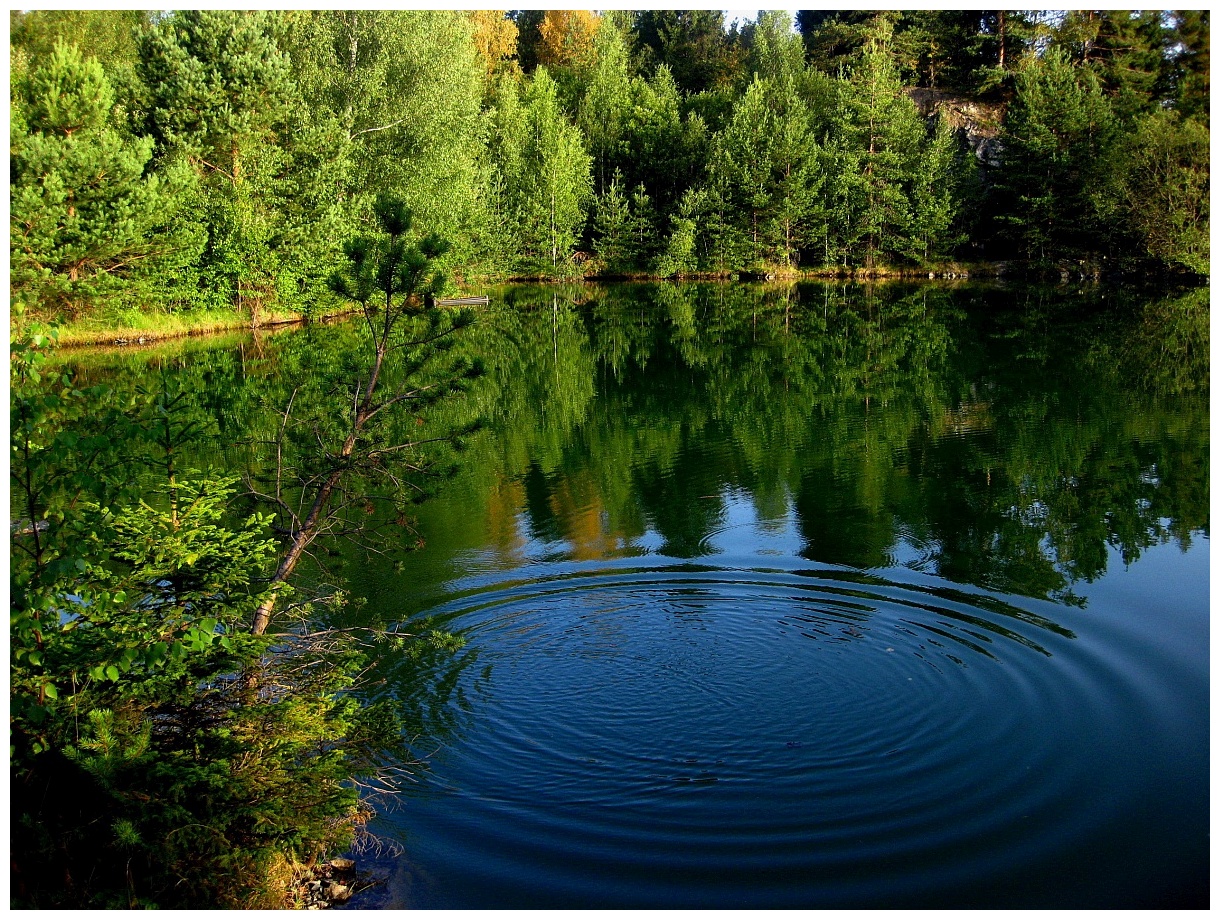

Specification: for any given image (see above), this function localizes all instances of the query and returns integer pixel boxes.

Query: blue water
[348,503,1206,908]
[321,283,1210,908]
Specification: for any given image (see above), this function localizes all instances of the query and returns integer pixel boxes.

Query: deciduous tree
[1108,109,1209,275]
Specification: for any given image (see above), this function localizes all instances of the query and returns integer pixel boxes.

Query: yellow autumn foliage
[537,10,600,71]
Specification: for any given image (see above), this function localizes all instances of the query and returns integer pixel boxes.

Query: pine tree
[709,75,825,268]
[797,11,899,77]
[250,195,482,633]
[138,11,295,184]
[138,10,350,314]
[992,48,1118,261]
[10,10,149,120]
[1167,10,1209,123]
[827,21,927,269]
[10,42,181,315]
[1074,11,1173,122]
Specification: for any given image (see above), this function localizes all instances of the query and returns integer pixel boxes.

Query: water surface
[65,282,1210,908]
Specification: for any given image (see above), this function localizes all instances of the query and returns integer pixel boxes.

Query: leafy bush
[10,331,418,908]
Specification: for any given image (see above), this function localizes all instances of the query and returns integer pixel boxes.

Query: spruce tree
[592,176,657,274]
[619,66,709,220]
[905,115,960,264]
[654,189,702,277]
[592,174,633,272]
[632,11,740,95]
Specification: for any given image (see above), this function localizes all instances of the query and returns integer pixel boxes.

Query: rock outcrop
[907,88,1006,167]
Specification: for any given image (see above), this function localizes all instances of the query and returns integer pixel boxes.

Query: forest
[9,9,1211,331]
[8,9,1211,910]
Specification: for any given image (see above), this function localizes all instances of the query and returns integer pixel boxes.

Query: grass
[14,300,363,348]
[43,305,302,347]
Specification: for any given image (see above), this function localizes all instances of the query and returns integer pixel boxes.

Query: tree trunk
[251,339,388,635]
[998,11,1006,70]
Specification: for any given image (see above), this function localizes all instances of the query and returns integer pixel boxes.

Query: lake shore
[22,258,1202,350]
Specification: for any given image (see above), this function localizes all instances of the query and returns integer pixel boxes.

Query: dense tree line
[9,9,1210,317]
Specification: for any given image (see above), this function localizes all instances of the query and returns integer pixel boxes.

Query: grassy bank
[578,260,1005,283]
[15,302,368,348]
[38,306,308,347]
[20,259,1152,350]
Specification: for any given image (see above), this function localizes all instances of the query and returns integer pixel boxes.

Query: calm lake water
[67,282,1209,908]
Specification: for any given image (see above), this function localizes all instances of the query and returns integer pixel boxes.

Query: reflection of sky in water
[444,473,1204,620]
[515,486,809,562]
[502,485,952,576]
[377,517,1207,909]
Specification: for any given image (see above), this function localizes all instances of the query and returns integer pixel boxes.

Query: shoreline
[24,262,1202,349]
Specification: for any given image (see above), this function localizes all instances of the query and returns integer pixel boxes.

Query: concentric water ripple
[369,555,1206,909]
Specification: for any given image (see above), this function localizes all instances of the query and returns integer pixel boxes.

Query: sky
[722,8,801,29]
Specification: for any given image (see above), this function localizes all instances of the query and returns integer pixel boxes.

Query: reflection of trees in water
[44,282,1207,748]
[464,281,1208,605]
[59,281,1208,612]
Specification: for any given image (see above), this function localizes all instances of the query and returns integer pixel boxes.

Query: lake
[64,281,1209,908]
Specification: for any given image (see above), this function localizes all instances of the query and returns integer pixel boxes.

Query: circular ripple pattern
[378,560,1207,909]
